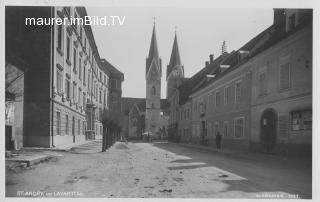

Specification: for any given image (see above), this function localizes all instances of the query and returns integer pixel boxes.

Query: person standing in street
[216,131,222,150]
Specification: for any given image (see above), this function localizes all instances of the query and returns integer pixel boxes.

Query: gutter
[50,7,55,147]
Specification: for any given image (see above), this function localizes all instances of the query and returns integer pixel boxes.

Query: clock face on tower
[151,67,158,78]
[173,67,180,77]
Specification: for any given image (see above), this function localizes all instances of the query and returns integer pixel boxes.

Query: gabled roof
[192,10,312,94]
[121,97,145,115]
[190,54,229,93]
[101,58,123,77]
[167,33,182,78]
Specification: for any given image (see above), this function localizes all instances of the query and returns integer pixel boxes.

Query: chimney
[209,54,214,64]
[205,61,209,67]
[273,9,286,27]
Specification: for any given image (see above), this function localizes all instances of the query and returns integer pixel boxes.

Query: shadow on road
[151,142,312,199]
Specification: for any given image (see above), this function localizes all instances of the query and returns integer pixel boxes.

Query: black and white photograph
[2,0,319,200]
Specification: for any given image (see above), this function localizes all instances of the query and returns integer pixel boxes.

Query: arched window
[151,86,156,96]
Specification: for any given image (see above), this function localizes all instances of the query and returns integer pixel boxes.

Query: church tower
[166,31,184,99]
[145,23,162,137]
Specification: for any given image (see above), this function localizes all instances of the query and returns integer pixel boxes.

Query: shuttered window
[234,117,244,138]
[56,69,62,94]
[235,81,242,102]
[215,91,220,107]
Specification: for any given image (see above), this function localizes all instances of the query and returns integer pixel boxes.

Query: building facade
[169,9,312,156]
[5,6,123,149]
[250,9,312,155]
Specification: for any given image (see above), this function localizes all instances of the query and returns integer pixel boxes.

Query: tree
[100,108,123,151]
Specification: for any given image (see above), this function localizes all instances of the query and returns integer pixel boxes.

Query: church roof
[121,97,145,115]
[167,33,182,78]
[121,97,169,116]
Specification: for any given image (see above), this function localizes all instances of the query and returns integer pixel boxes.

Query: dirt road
[6,141,312,198]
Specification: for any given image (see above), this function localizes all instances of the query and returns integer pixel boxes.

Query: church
[121,23,183,140]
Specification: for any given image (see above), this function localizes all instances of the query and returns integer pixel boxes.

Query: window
[214,122,219,136]
[224,86,229,105]
[100,72,102,81]
[207,122,211,136]
[259,72,267,95]
[56,69,62,94]
[223,121,228,137]
[65,77,70,100]
[104,75,106,84]
[83,65,86,84]
[65,115,69,134]
[111,79,117,88]
[56,111,61,135]
[280,63,290,91]
[66,36,71,62]
[279,115,288,138]
[83,92,86,109]
[57,22,63,50]
[78,119,80,135]
[73,82,77,103]
[151,86,156,96]
[235,81,242,102]
[73,48,77,72]
[78,88,82,106]
[234,117,244,138]
[215,91,220,107]
[96,85,98,100]
[292,110,312,131]
[99,90,102,103]
[72,116,75,135]
[83,121,86,135]
[79,58,82,80]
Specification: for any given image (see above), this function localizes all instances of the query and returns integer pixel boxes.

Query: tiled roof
[194,11,312,93]
[101,58,123,76]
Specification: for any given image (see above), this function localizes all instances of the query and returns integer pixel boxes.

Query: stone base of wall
[24,135,51,148]
[53,134,87,149]
[250,141,312,157]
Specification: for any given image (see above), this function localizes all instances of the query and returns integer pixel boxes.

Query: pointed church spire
[146,21,161,76]
[148,22,159,60]
[167,30,182,78]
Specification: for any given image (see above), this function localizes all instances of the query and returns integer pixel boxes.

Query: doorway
[260,109,277,153]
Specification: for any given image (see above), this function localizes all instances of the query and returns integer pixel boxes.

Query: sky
[87,6,273,98]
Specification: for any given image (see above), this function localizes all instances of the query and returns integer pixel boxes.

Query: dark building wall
[6,6,53,147]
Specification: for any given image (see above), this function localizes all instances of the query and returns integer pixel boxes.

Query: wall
[250,24,312,155]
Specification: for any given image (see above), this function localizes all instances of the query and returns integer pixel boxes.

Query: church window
[151,86,156,96]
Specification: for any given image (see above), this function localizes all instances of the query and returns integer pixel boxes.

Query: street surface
[6,140,312,198]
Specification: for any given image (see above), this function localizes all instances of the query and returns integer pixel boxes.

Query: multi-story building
[5,6,123,149]
[250,9,312,155]
[170,9,312,156]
